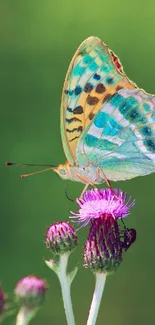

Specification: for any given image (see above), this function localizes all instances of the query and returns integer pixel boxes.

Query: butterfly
[7,37,155,193]
[52,36,155,193]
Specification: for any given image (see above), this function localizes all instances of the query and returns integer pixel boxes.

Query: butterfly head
[53,162,73,180]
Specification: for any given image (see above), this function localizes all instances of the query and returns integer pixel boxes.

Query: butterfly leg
[96,167,113,190]
[76,173,95,187]
[97,167,123,203]
[76,173,95,199]
[80,184,89,198]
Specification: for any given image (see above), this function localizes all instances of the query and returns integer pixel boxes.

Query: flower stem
[87,272,107,325]
[16,307,37,325]
[57,253,76,325]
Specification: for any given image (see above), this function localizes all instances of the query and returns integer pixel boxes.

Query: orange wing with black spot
[60,36,137,164]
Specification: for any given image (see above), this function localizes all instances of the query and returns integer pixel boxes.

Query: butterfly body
[54,36,155,187]
[54,162,104,184]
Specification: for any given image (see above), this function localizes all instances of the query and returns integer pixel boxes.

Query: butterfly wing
[76,88,155,181]
[60,37,136,165]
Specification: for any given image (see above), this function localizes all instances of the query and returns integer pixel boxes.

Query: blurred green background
[1,1,155,324]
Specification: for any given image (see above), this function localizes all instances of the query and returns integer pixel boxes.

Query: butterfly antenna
[6,162,55,178]
[21,167,55,178]
[6,162,55,167]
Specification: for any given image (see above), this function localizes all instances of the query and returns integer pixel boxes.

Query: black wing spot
[96,83,106,94]
[66,126,83,133]
[73,106,83,114]
[66,117,81,124]
[69,135,80,142]
[140,126,152,137]
[106,77,113,84]
[67,107,73,113]
[103,94,112,103]
[144,139,155,152]
[67,106,83,114]
[89,113,95,120]
[87,95,99,105]
[84,83,93,93]
[75,86,82,96]
[116,85,123,91]
[93,73,101,80]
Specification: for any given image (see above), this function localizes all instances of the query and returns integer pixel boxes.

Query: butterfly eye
[82,167,86,171]
[60,168,66,176]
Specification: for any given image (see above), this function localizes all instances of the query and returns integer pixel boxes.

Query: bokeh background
[1,1,155,324]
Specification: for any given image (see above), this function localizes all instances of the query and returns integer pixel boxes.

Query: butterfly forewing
[60,37,136,165]
[76,88,155,181]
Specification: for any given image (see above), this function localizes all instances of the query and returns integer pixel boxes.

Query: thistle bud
[15,276,47,308]
[46,222,77,254]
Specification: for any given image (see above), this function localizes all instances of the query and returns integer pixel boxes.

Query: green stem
[87,273,107,325]
[57,254,76,325]
[16,307,37,325]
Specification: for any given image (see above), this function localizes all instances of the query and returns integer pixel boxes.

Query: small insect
[121,227,137,251]
[7,37,155,194]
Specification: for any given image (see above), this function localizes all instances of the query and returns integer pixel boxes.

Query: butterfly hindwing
[60,37,136,165]
[76,88,155,181]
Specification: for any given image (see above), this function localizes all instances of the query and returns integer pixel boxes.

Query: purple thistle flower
[46,222,77,254]
[71,188,135,273]
[84,214,123,272]
[15,276,47,308]
[71,188,135,228]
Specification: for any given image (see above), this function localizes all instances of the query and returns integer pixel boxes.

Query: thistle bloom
[71,188,135,227]
[46,221,77,254]
[15,276,47,308]
[84,214,123,272]
[74,188,135,325]
[71,188,135,272]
